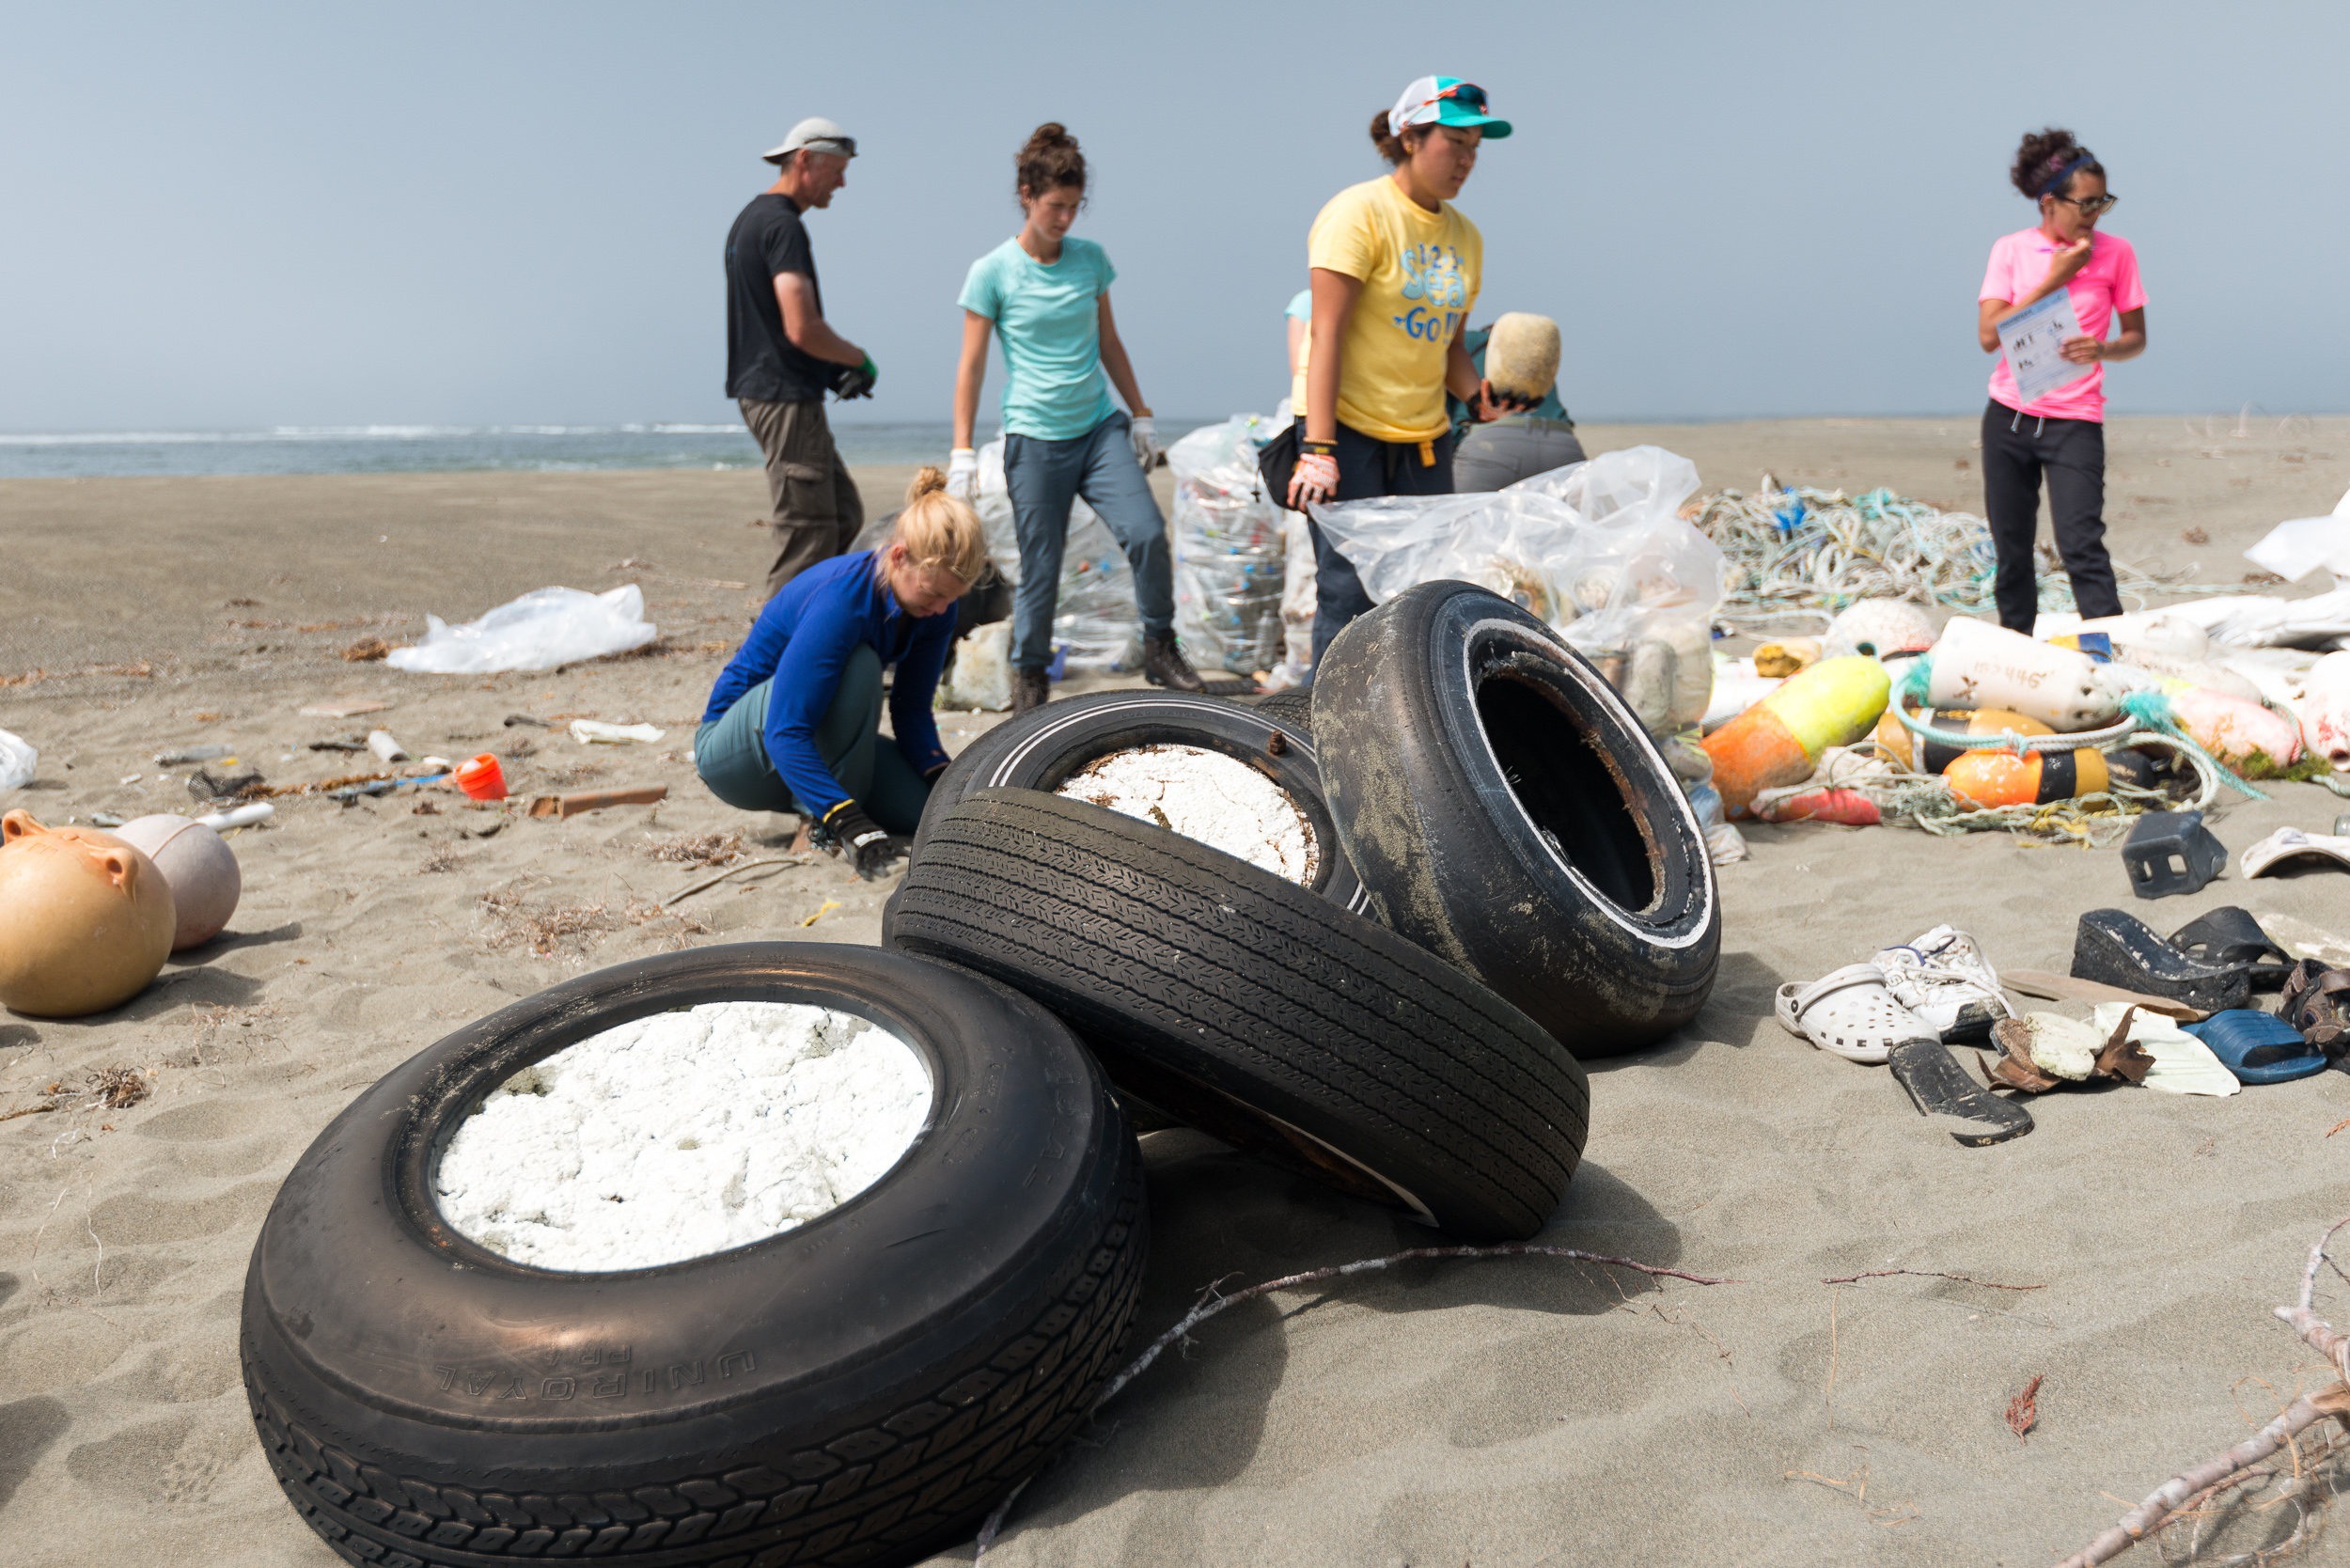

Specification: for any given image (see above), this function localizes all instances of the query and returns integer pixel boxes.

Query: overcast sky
[4,1,2343,432]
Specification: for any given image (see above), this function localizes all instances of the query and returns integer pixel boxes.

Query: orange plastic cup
[454,754,508,801]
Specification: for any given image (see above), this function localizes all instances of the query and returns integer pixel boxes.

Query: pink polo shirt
[1981,227,2146,423]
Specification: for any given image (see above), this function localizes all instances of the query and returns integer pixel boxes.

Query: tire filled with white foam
[434,1001,930,1273]
[1057,744,1318,884]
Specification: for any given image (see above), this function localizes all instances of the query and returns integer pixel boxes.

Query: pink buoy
[2166,685,2302,771]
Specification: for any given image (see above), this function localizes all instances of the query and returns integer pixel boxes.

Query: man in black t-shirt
[727,117,877,598]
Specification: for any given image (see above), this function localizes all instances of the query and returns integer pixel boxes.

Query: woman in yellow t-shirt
[1285,75,1528,662]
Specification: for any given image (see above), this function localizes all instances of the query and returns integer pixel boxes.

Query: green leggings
[693,644,932,832]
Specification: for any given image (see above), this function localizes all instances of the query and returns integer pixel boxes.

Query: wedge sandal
[2073,908,2252,1013]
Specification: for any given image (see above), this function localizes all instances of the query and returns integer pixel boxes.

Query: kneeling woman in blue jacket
[696,467,986,878]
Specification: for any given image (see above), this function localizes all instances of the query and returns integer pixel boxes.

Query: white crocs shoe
[1874,925,2011,1043]
[1774,963,1942,1065]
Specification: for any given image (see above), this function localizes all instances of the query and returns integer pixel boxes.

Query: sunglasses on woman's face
[2055,192,2118,216]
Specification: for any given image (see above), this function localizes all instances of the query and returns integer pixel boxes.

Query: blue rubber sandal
[2182,1010,2330,1085]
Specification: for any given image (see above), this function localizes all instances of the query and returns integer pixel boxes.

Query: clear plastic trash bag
[1168,414,1290,676]
[974,440,1141,674]
[1311,446,1724,729]
[384,585,658,674]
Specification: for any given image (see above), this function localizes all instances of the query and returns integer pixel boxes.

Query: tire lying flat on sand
[1313,580,1720,1058]
[886,789,1589,1243]
[242,944,1145,1568]
[911,689,1367,914]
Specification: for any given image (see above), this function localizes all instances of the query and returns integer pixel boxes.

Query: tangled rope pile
[1692,483,2233,626]
[1749,734,2220,846]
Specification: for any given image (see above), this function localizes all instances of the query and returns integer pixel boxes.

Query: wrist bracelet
[1300,439,1337,457]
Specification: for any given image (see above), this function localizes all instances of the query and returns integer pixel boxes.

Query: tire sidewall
[245,944,1122,1473]
[1320,581,1720,1052]
[915,691,1368,914]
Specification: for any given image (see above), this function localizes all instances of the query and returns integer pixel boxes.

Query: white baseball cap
[761,118,857,165]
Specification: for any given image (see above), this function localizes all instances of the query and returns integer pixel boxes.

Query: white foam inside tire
[434,1001,930,1272]
[1057,744,1318,884]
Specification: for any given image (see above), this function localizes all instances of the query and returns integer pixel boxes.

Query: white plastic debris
[569,720,666,745]
[2243,487,2350,583]
[386,585,658,674]
[435,1001,931,1273]
[0,729,35,796]
[936,620,1012,712]
[1058,744,1318,884]
[368,729,409,763]
[193,802,273,831]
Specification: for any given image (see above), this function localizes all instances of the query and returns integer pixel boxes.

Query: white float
[1057,744,1319,884]
[435,1001,931,1272]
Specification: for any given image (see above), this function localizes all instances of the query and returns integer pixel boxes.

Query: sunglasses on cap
[1409,81,1489,117]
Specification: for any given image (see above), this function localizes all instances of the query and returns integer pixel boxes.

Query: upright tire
[910,689,1367,914]
[887,789,1589,1242]
[242,944,1146,1568]
[1314,581,1719,1057]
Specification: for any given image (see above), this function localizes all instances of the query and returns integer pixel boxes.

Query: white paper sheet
[1998,290,2093,406]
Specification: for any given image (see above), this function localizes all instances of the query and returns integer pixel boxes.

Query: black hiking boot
[1141,635,1205,693]
[1011,666,1050,714]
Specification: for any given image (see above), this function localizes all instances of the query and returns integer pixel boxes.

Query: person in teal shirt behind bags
[948,122,1203,714]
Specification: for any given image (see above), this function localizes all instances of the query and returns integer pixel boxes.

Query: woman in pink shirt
[1976,128,2147,634]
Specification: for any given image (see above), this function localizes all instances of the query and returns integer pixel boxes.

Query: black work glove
[813,799,900,881]
[832,353,878,401]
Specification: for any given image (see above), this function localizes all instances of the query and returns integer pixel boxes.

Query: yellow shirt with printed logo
[1292,176,1483,446]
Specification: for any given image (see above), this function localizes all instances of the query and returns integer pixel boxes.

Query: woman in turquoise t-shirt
[948,122,1201,714]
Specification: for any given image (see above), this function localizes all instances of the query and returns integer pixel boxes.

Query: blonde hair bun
[886,463,991,588]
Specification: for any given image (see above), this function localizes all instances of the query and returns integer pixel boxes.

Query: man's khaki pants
[739,397,864,599]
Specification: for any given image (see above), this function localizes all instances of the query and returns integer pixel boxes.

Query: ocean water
[0,421,1005,478]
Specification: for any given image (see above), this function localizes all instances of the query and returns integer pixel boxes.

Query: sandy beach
[8,416,2350,1567]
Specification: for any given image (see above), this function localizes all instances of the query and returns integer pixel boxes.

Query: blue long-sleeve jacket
[699,551,953,817]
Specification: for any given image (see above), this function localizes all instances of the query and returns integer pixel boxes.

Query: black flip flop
[2073,908,2252,1013]
[1888,1040,2035,1146]
[2169,907,2295,991]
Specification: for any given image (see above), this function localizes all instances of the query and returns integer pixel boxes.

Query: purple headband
[2038,152,2093,200]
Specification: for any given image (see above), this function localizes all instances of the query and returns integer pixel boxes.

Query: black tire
[242,944,1146,1568]
[885,789,1588,1242]
[1313,580,1719,1058]
[1251,686,1314,734]
[912,688,1364,912]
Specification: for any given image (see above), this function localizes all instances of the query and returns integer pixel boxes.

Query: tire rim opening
[433,1000,932,1273]
[1476,672,1659,913]
[1057,744,1319,885]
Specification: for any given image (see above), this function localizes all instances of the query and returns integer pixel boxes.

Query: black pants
[1302,419,1456,664]
[1980,399,2123,634]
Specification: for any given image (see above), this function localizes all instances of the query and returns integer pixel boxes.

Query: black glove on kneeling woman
[813,799,901,882]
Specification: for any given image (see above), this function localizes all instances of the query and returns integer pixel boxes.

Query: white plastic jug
[1927,618,2119,731]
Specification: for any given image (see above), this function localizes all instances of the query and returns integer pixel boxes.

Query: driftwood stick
[1092,1244,1741,1412]
[2057,1213,2350,1567]
[1822,1268,2046,1292]
[970,1243,1740,1560]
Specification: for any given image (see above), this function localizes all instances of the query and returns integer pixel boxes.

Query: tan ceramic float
[0,810,176,1016]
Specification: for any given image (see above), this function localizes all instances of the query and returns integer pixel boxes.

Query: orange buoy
[1872,706,2052,772]
[1943,745,2119,808]
[1703,655,1890,816]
